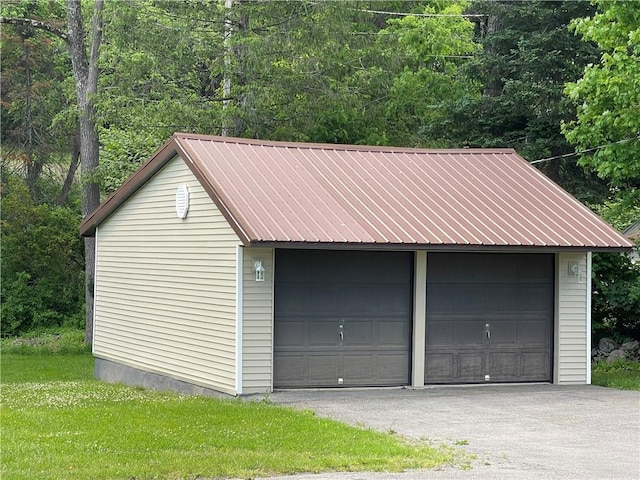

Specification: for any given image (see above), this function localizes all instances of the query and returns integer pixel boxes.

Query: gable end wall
[94,156,241,395]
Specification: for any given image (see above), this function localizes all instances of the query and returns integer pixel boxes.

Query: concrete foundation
[95,357,234,399]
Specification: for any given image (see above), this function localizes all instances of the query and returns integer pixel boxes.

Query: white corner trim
[92,227,98,355]
[412,251,427,387]
[235,245,244,395]
[270,248,276,393]
[586,252,592,384]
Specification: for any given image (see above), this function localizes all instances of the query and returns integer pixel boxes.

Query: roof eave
[247,240,634,253]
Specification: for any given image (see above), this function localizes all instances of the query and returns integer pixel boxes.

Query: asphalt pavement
[256,384,639,480]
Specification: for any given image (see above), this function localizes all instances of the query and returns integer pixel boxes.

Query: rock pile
[591,338,640,363]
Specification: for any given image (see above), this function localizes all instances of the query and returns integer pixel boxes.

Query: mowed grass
[1,353,453,480]
[1,353,94,383]
[591,359,640,391]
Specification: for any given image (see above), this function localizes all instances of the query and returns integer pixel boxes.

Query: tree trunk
[66,0,104,346]
[1,2,104,345]
[57,133,81,205]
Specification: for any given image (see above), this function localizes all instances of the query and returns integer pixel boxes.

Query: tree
[562,1,640,342]
[563,0,640,185]
[224,1,478,146]
[96,0,225,193]
[0,0,76,203]
[424,0,609,203]
[2,0,104,344]
[66,0,103,345]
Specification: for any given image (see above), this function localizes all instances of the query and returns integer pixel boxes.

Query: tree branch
[87,0,104,95]
[0,17,68,42]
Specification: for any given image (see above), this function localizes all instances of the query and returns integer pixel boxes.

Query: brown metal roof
[79,133,633,251]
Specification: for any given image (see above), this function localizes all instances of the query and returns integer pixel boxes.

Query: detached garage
[79,133,632,396]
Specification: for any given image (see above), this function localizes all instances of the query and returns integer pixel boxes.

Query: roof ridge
[172,132,517,155]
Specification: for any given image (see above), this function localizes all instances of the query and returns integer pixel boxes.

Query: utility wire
[347,7,486,18]
[529,135,640,165]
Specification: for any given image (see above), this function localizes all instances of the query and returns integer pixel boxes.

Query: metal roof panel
[80,133,633,251]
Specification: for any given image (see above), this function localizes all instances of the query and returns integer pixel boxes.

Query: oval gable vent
[175,184,190,219]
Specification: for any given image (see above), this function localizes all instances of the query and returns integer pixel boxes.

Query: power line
[347,7,486,18]
[529,135,640,165]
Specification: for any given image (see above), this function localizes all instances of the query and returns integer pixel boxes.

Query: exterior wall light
[569,262,585,283]
[253,260,265,282]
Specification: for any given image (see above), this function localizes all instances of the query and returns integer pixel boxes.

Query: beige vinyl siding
[94,156,241,395]
[556,252,589,384]
[241,247,274,394]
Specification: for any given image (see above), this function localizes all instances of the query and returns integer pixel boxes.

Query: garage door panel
[311,287,341,313]
[520,260,552,283]
[378,319,410,347]
[376,353,410,383]
[274,354,305,386]
[459,353,484,379]
[342,354,374,383]
[308,354,340,385]
[427,285,454,313]
[486,286,520,312]
[343,319,373,346]
[426,253,553,384]
[456,319,486,345]
[341,287,378,313]
[426,319,454,346]
[425,353,454,379]
[454,286,487,312]
[489,352,518,377]
[519,319,550,344]
[275,250,412,388]
[519,286,553,311]
[275,286,311,314]
[309,320,340,347]
[488,319,518,345]
[274,320,306,347]
[376,287,412,313]
[521,352,550,378]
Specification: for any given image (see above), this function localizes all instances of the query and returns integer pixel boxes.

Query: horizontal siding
[94,155,241,394]
[242,247,274,394]
[557,252,588,384]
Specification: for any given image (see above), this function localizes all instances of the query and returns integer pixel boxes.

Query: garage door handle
[485,323,491,340]
[339,323,344,341]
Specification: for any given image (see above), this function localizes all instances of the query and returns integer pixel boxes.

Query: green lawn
[0,353,453,480]
[1,353,94,383]
[591,360,640,391]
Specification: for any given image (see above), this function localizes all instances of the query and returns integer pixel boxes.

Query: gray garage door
[274,250,412,388]
[425,253,553,384]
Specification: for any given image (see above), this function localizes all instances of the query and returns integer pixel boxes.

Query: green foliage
[1,356,452,480]
[595,189,640,232]
[226,1,478,146]
[97,127,161,194]
[592,359,640,391]
[0,175,84,336]
[563,0,640,185]
[93,0,225,192]
[0,0,76,200]
[590,190,640,341]
[591,252,640,341]
[427,1,608,202]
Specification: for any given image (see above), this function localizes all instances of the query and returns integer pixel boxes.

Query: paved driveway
[262,384,639,480]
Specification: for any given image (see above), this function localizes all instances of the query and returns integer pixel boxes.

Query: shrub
[0,175,84,336]
[592,252,640,342]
